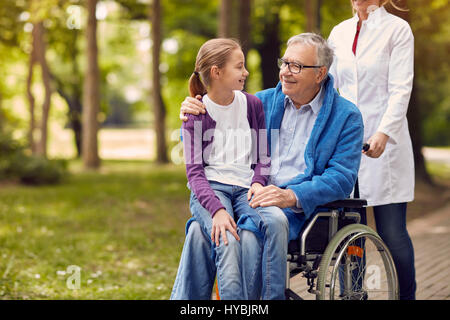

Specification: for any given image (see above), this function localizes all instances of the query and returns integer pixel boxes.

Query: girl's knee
[240,229,261,249]
[219,231,240,249]
[186,221,214,252]
[187,221,202,235]
[186,220,208,240]
[266,208,288,231]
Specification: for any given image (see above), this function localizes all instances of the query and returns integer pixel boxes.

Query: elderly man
[172,33,364,300]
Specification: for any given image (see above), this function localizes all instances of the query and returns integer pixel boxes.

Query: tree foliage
[409,0,450,146]
[0,0,448,169]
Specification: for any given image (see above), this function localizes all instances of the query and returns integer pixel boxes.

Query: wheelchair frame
[285,199,399,300]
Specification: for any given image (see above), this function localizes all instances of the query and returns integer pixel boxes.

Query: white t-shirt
[202,91,254,188]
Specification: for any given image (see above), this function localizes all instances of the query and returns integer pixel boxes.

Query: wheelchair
[285,198,399,300]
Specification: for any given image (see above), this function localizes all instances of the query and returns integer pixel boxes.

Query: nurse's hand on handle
[363,131,389,158]
[180,95,206,121]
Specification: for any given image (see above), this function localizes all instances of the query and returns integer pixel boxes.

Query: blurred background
[0,0,448,299]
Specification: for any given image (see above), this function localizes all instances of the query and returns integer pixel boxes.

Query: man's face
[279,43,323,106]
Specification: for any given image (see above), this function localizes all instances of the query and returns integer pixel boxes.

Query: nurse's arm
[377,23,414,144]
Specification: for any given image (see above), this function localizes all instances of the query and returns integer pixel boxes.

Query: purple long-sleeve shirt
[181,92,271,217]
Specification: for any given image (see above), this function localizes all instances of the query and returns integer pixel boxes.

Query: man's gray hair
[287,33,334,71]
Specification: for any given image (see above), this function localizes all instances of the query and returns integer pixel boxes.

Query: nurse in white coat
[328,0,416,299]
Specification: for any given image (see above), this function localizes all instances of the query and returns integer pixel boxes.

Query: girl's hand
[180,95,206,121]
[211,209,240,246]
[364,131,389,158]
[247,182,264,201]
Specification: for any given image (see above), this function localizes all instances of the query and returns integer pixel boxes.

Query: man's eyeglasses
[277,58,322,74]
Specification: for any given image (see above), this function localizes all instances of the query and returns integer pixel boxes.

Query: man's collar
[308,85,324,114]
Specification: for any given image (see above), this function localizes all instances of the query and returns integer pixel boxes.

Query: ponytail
[189,71,207,97]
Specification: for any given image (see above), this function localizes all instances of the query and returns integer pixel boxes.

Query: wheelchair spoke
[317,225,399,300]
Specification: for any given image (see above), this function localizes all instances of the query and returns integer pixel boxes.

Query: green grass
[0,160,190,299]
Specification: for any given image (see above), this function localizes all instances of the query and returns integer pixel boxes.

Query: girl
[171,38,275,300]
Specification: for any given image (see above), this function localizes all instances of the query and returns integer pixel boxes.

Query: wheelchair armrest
[321,198,367,209]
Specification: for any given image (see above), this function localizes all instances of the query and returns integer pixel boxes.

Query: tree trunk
[52,73,83,158]
[407,82,433,184]
[305,0,321,33]
[385,1,433,184]
[219,0,233,37]
[151,0,168,163]
[305,0,316,32]
[27,26,37,153]
[238,0,251,91]
[317,0,322,33]
[257,10,281,89]
[51,29,83,158]
[69,98,83,158]
[70,30,83,158]
[82,0,100,168]
[239,0,251,58]
[0,92,3,132]
[33,22,52,157]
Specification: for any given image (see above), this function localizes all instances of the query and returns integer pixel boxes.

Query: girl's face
[217,49,249,92]
[352,0,380,15]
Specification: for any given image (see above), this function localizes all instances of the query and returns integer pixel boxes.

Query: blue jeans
[170,181,288,300]
[171,181,247,299]
[241,206,288,299]
[360,203,416,300]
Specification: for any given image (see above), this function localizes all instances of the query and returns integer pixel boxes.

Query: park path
[422,147,450,164]
[289,202,450,300]
[407,202,450,299]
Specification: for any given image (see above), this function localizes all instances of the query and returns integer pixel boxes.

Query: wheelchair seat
[288,198,367,256]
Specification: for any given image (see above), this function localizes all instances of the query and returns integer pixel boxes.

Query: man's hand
[364,131,389,158]
[180,95,206,121]
[249,185,297,209]
[247,182,264,201]
[211,208,240,246]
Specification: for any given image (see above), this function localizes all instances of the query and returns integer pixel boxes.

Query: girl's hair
[189,38,241,97]
[381,0,408,11]
[351,0,408,14]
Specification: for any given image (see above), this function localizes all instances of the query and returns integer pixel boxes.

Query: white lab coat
[328,6,415,206]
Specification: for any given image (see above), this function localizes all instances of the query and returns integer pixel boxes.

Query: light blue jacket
[255,74,364,240]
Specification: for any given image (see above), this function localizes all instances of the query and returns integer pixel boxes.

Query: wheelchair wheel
[316,224,399,300]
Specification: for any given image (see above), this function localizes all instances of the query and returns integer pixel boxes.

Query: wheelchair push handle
[362,143,370,152]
